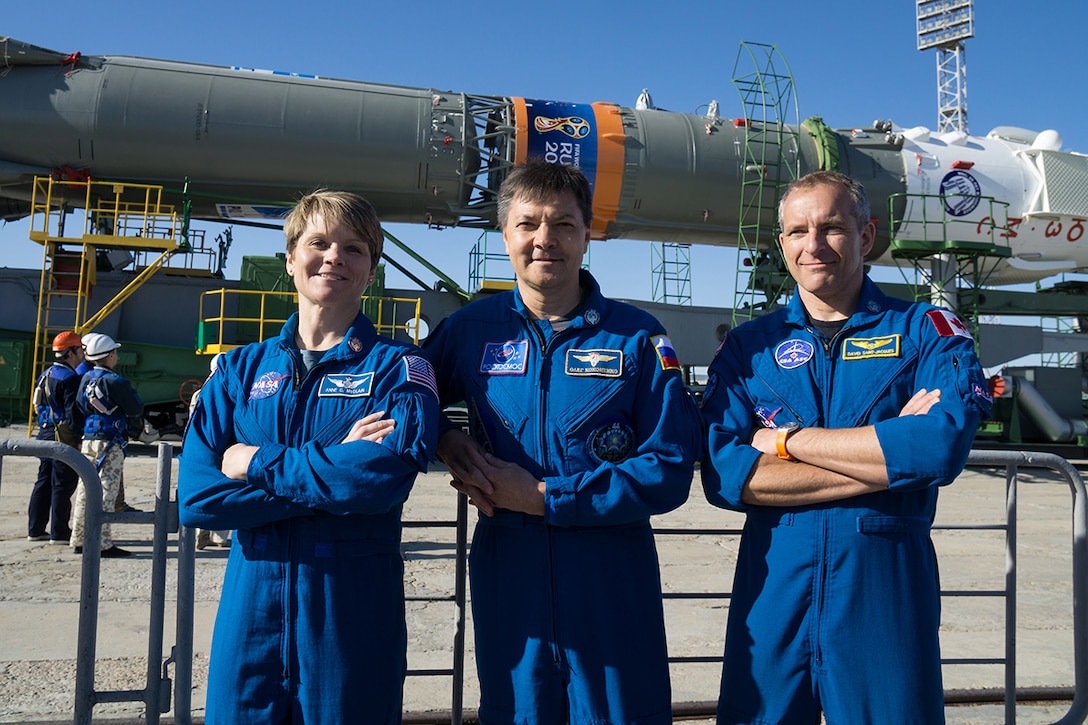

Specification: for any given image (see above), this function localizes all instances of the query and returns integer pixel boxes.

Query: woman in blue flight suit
[179,191,437,724]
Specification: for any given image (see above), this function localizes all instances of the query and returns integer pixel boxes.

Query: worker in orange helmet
[27,331,86,545]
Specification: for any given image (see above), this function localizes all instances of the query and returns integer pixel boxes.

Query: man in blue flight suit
[424,160,702,723]
[27,331,85,544]
[701,171,993,724]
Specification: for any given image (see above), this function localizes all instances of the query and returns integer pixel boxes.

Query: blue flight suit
[423,270,702,724]
[701,277,992,724]
[28,361,83,542]
[178,312,438,724]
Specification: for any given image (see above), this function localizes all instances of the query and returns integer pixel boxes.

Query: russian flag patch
[652,336,681,371]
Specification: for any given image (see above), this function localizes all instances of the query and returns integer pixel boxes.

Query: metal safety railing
[0,438,182,725]
[2,445,1086,724]
[402,495,470,722]
[652,449,1088,724]
[0,439,470,725]
[952,449,1088,725]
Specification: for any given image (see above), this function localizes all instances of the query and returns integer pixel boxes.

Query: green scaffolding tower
[731,42,801,326]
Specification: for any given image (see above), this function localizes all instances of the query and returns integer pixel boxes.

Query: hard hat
[51,330,83,353]
[84,332,121,361]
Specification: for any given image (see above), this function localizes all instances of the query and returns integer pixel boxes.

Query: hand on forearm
[221,443,258,481]
[341,411,396,444]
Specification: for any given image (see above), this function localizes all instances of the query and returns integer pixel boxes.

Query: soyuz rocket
[2,36,1087,287]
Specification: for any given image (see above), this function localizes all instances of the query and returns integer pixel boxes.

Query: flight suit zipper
[527,319,568,672]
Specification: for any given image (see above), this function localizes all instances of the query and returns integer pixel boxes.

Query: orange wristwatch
[776,423,799,461]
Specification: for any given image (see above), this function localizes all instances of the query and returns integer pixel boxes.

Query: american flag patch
[404,356,438,399]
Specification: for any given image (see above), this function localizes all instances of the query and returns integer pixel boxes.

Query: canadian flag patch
[926,309,973,340]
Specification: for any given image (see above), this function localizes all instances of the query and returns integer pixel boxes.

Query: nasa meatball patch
[248,371,290,401]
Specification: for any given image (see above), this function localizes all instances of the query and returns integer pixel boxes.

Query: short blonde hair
[284,190,383,267]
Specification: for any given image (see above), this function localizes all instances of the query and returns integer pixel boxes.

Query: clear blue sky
[3,0,1085,307]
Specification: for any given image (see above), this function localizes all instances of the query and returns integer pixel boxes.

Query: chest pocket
[233,370,292,447]
[470,355,636,473]
[554,357,637,472]
[829,335,919,427]
[471,375,531,450]
[551,365,633,435]
[749,354,823,429]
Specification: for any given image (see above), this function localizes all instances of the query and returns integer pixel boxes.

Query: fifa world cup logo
[534,115,591,139]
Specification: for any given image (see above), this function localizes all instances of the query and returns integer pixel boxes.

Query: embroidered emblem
[480,340,529,375]
[566,349,622,377]
[404,356,439,399]
[652,336,681,371]
[248,371,290,401]
[584,308,601,325]
[926,309,973,340]
[842,335,901,360]
[866,300,881,313]
[754,406,782,428]
[319,373,374,398]
[774,340,815,370]
[973,382,993,404]
[589,420,635,463]
[348,336,363,353]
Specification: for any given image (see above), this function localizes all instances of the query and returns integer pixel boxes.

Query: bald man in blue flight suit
[424,160,702,723]
[701,171,992,724]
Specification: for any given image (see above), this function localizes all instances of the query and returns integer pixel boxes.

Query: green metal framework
[887,191,1011,332]
[651,242,692,306]
[731,41,801,326]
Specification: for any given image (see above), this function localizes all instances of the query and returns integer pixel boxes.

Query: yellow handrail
[197,289,425,354]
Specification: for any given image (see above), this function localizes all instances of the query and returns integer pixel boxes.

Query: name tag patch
[480,340,529,375]
[566,349,623,377]
[842,334,901,360]
[319,372,374,397]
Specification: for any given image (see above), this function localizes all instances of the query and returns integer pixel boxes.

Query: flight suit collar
[510,269,609,331]
[784,275,889,333]
[278,311,379,363]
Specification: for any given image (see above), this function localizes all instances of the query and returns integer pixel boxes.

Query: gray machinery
[2,36,1088,289]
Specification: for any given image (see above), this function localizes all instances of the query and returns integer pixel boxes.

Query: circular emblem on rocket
[939,170,981,217]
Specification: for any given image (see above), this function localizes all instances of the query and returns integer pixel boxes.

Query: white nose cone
[1033,129,1063,151]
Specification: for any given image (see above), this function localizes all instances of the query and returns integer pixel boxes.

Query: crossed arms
[736,388,941,507]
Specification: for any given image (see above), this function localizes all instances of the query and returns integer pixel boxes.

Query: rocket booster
[2,36,1087,285]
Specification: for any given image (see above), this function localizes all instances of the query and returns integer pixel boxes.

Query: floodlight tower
[917,0,974,133]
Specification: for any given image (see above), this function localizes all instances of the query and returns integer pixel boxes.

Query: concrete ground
[0,425,1084,723]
